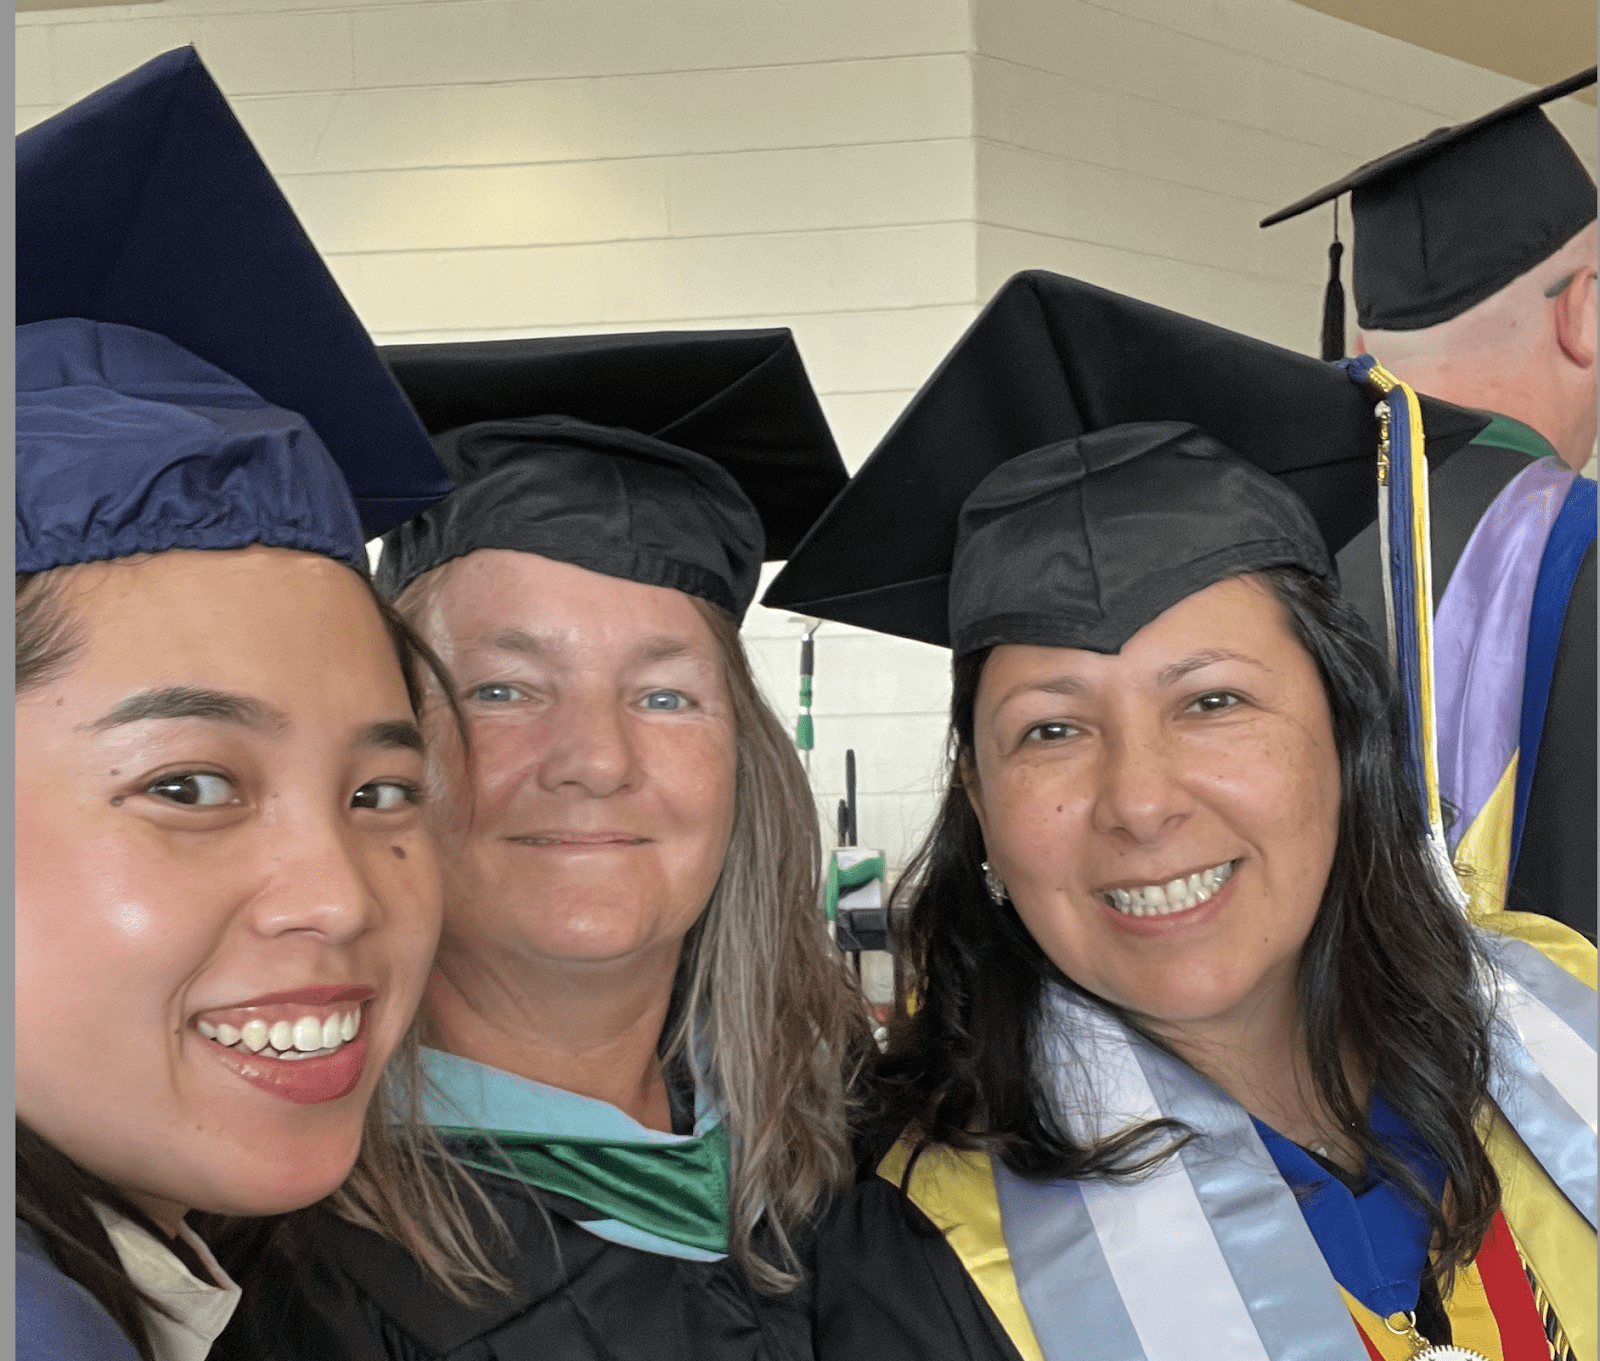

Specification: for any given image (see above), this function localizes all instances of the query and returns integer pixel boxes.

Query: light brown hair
[394,560,871,1292]
[674,597,870,1290]
[319,1032,511,1299]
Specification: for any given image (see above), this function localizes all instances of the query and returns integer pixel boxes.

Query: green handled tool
[796,623,819,769]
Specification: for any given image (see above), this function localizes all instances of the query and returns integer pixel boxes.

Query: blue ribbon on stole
[997,990,1372,1361]
[1512,474,1598,870]
[1250,1095,1445,1320]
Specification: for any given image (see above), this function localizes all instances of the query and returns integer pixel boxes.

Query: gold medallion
[1384,1311,1491,1361]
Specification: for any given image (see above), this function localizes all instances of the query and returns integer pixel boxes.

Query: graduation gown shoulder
[811,1173,1024,1361]
[813,915,1596,1361]
[1509,537,1595,935]
[16,1219,143,1361]
[210,1166,813,1361]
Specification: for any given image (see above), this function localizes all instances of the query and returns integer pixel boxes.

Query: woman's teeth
[197,1008,362,1060]
[1103,860,1236,917]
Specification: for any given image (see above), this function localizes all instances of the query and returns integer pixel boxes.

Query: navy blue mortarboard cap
[375,330,848,620]
[16,46,450,538]
[18,319,368,575]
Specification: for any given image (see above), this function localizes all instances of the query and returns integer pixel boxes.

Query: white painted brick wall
[19,0,1595,868]
[971,0,1598,353]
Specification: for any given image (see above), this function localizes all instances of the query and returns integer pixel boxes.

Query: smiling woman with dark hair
[768,272,1597,1361]
[10,319,494,1361]
[14,49,502,1361]
[14,546,448,1361]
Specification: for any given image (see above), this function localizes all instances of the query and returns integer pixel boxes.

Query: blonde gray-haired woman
[216,329,872,1361]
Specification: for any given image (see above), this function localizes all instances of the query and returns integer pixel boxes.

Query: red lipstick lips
[206,1025,370,1105]
[224,984,375,1008]
[196,984,376,1104]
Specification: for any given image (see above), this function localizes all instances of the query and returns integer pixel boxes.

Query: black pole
[1320,199,1346,362]
[845,749,857,847]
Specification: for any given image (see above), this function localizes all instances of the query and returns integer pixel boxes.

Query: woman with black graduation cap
[215,330,874,1360]
[16,50,503,1361]
[766,272,1596,1361]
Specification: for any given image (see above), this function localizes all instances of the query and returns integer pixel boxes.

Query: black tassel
[1320,203,1346,361]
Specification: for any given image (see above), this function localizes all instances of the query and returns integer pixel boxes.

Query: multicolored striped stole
[1433,454,1594,913]
[882,927,1595,1361]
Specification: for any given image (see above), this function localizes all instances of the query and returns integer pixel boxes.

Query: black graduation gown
[811,1152,1467,1361]
[1336,422,1597,938]
[210,1167,813,1361]
[811,1177,1020,1361]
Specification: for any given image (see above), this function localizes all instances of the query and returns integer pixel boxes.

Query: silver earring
[980,861,1008,905]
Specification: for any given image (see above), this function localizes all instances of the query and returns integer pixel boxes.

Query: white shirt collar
[92,1205,241,1361]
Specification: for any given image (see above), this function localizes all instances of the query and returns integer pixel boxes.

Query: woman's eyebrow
[361,719,425,755]
[488,627,555,659]
[997,674,1087,708]
[1157,649,1263,686]
[87,685,289,733]
[633,635,697,665]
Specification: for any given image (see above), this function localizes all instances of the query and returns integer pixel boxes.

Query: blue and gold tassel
[1340,354,1468,910]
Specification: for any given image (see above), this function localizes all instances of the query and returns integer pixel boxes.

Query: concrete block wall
[16,0,979,468]
[970,0,1599,353]
[16,0,979,869]
[19,0,1596,868]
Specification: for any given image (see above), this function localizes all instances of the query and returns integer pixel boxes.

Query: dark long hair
[15,561,474,1357]
[869,567,1500,1283]
[15,1124,178,1361]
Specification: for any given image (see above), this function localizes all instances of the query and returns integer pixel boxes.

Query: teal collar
[1471,412,1561,462]
[420,1047,721,1141]
[419,1048,730,1261]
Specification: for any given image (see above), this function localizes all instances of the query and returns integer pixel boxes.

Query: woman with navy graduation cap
[213,330,875,1360]
[16,51,501,1361]
[766,273,1596,1361]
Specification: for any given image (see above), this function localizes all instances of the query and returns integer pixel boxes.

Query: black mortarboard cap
[376,330,848,620]
[16,47,451,537]
[762,271,1490,656]
[1262,69,1597,333]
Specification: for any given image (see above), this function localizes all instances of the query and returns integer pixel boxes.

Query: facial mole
[111,796,124,807]
[391,845,406,859]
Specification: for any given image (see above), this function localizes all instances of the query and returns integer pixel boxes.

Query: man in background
[1266,70,1597,937]
[1357,220,1596,474]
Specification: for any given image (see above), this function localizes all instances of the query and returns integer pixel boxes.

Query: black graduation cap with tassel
[1263,67,1596,344]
